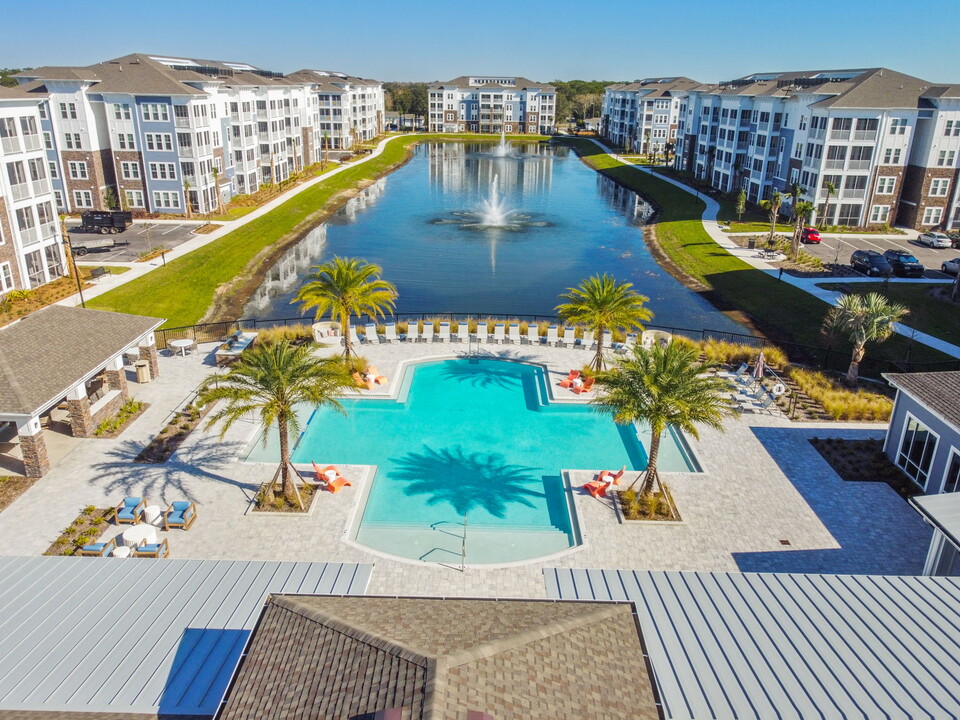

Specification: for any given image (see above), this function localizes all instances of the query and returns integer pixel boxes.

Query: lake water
[244,141,744,333]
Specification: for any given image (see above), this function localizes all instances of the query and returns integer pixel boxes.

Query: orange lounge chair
[374,375,388,385]
[312,462,337,480]
[598,465,627,486]
[583,480,609,498]
[326,476,352,493]
[352,371,375,390]
[573,376,595,395]
[559,370,580,388]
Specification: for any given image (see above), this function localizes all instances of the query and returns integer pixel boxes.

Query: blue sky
[2,0,958,83]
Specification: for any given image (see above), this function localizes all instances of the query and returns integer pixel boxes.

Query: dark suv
[850,250,892,277]
[882,249,925,277]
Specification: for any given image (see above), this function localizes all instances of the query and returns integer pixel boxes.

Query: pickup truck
[70,234,130,256]
[80,211,133,234]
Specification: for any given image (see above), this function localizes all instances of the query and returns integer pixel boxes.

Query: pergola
[0,305,164,477]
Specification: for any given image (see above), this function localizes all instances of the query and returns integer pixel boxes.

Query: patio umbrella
[753,350,766,379]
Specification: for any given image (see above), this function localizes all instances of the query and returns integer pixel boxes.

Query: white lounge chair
[405,321,419,343]
[450,323,464,342]
[526,325,540,345]
[615,333,637,354]
[350,326,364,347]
[601,331,613,350]
[365,323,380,344]
[438,322,451,342]
[422,323,434,342]
[581,330,595,349]
[561,326,577,349]
[493,323,506,344]
[508,323,522,344]
[546,325,559,346]
[475,323,488,343]
[384,323,399,343]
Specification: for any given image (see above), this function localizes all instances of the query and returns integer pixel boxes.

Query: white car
[942,257,960,275]
[918,231,952,248]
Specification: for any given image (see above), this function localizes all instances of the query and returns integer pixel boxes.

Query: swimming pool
[244,358,700,564]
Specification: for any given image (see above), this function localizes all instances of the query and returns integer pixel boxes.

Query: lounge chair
[546,325,559,346]
[132,538,170,558]
[114,497,145,525]
[601,331,613,350]
[731,362,748,377]
[365,323,381,344]
[326,476,352,493]
[598,465,626,486]
[740,394,775,413]
[583,480,609,499]
[561,327,577,349]
[163,501,197,531]
[573,376,595,395]
[493,323,506,344]
[559,370,580,388]
[475,323,489,343]
[384,323,399,343]
[422,323,434,342]
[526,325,540,345]
[615,334,637,355]
[77,537,117,557]
[349,326,364,347]
[352,371,375,390]
[438,322,451,342]
[508,323,522,344]
[581,330,595,349]
[405,321,419,343]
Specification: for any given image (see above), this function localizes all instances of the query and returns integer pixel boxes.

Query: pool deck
[0,338,931,598]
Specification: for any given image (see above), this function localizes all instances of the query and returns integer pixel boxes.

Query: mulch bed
[95,402,150,439]
[135,402,213,463]
[252,483,317,513]
[0,475,39,513]
[809,437,918,499]
[44,506,114,556]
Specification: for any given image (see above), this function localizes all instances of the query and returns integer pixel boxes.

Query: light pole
[61,217,85,308]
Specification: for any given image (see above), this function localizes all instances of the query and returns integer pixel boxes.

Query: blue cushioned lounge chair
[114,497,145,525]
[132,538,170,558]
[77,537,117,557]
[164,501,197,531]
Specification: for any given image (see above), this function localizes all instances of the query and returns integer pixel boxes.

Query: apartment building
[9,55,383,218]
[0,87,66,293]
[428,76,556,135]
[601,77,705,156]
[613,68,960,231]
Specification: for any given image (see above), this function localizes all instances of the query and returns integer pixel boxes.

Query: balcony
[175,116,192,129]
[1,136,21,154]
[824,159,845,169]
[852,130,878,142]
[19,225,40,245]
[22,134,42,151]
[847,160,872,171]
[9,182,30,201]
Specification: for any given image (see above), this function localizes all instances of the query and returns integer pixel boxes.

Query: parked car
[942,257,960,276]
[917,231,952,249]
[800,227,821,244]
[850,249,893,277]
[882,249,925,277]
[948,232,960,248]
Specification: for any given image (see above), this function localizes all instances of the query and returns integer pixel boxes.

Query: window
[38,104,46,119]
[44,244,63,279]
[922,206,943,225]
[870,205,890,223]
[125,190,144,208]
[944,449,960,493]
[930,178,950,196]
[174,105,189,119]
[48,161,58,179]
[876,176,896,194]
[145,133,173,151]
[73,190,94,208]
[141,103,169,122]
[117,133,135,150]
[883,148,902,164]
[945,120,960,137]
[837,203,862,225]
[43,132,52,149]
[897,415,939,487]
[0,262,13,292]
[36,201,54,226]
[67,161,88,179]
[15,206,35,231]
[27,158,46,181]
[937,150,956,167]
[64,133,81,149]
[152,190,181,209]
[889,118,908,134]
[59,102,77,119]
[149,162,177,180]
[114,103,131,120]
[120,161,140,179]
[53,190,64,210]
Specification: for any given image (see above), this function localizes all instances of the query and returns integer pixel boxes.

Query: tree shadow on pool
[391,445,544,517]
[438,361,525,390]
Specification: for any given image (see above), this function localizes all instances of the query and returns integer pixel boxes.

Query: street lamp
[60,218,85,308]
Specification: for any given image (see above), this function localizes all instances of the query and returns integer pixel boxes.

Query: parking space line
[161,224,182,236]
[135,224,155,235]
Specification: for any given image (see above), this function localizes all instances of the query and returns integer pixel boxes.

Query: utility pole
[60,216,85,308]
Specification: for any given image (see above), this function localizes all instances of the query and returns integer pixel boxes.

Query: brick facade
[112,150,145,209]
[66,388,127,438]
[0,196,24,290]
[61,150,108,210]
[864,164,905,227]
[900,165,959,229]
[18,432,49,478]
[138,343,160,379]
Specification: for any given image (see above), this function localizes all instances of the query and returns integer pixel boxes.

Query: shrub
[789,368,893,421]
[253,324,313,346]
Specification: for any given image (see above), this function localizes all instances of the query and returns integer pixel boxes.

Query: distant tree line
[383,82,429,126]
[1,68,29,87]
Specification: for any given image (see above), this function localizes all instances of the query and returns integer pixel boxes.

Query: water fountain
[491,127,512,158]
[477,175,515,227]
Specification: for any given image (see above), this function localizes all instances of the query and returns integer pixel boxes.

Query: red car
[801,227,821,244]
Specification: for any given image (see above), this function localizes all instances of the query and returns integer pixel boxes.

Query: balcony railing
[809,128,825,139]
[9,182,30,201]
[39,221,57,239]
[22,134,42,151]
[841,189,866,199]
[1,136,20,154]
[31,179,48,196]
[824,159,845,169]
[853,130,878,142]
[847,160,872,171]
[19,225,40,245]
[829,130,851,141]
[175,116,191,128]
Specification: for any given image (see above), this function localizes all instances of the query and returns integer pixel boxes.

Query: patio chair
[132,538,170,558]
[508,323,522,344]
[352,371,375,390]
[77,537,117,557]
[384,323,399,343]
[475,323,489,343]
[438,322,451,342]
[114,497,146,525]
[493,324,506,344]
[422,323,434,343]
[349,326,364,347]
[615,334,637,355]
[326,476,352,493]
[365,323,381,344]
[525,325,540,345]
[163,501,197,531]
[598,465,626,486]
[546,325,559,346]
[573,377,595,395]
[561,327,577,349]
[583,480,609,499]
[740,394,775,414]
[580,330,595,349]
[560,370,580,388]
[405,321,419,343]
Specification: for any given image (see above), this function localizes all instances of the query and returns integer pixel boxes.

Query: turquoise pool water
[244,359,700,564]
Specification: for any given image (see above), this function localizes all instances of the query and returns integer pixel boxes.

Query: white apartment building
[9,55,384,218]
[0,88,65,293]
[428,76,556,135]
[601,77,704,155]
[667,68,960,231]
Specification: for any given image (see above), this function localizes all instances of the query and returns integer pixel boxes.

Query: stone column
[65,384,94,438]
[138,332,160,380]
[17,417,49,478]
[103,355,129,399]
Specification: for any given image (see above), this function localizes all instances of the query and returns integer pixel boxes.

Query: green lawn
[561,138,952,367]
[89,133,548,328]
[206,207,257,222]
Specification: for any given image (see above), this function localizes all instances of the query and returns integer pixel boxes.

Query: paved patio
[0,337,932,597]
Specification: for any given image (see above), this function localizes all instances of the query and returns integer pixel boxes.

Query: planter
[44,506,113,556]
[611,489,684,524]
[135,401,213,464]
[247,483,319,515]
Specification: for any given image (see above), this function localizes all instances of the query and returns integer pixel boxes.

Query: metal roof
[545,569,960,720]
[912,492,960,550]
[0,557,372,717]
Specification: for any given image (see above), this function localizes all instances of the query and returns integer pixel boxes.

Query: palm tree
[664,141,675,166]
[294,257,398,359]
[183,180,193,219]
[196,341,353,504]
[594,341,735,499]
[788,183,805,222]
[791,200,816,260]
[556,274,653,372]
[735,188,747,222]
[822,292,909,386]
[212,167,224,215]
[819,181,837,229]
[759,190,783,244]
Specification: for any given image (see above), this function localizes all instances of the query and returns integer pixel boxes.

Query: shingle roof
[547,569,960,720]
[432,76,556,92]
[0,81,48,100]
[605,77,702,97]
[884,370,960,432]
[218,596,660,720]
[0,305,163,416]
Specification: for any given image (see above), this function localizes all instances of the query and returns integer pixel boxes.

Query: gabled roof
[218,595,660,720]
[0,80,48,100]
[0,305,163,416]
[922,84,960,100]
[605,77,703,98]
[431,76,556,92]
[884,370,960,433]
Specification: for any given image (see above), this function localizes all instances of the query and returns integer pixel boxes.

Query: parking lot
[800,232,959,278]
[66,221,206,263]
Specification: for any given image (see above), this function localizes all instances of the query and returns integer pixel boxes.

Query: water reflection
[428,142,554,196]
[596,174,656,225]
[245,224,327,312]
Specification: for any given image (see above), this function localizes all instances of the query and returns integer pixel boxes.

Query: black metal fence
[154,313,960,380]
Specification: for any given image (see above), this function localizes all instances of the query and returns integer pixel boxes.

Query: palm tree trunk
[819,192,831,229]
[278,414,296,502]
[640,431,662,496]
[593,325,606,372]
[792,217,802,260]
[342,310,352,359]
[846,344,865,386]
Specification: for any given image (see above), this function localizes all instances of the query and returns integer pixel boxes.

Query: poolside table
[122,524,158,548]
[168,339,194,356]
[111,546,131,558]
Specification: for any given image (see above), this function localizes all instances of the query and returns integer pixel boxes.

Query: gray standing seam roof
[545,568,960,720]
[912,492,960,551]
[0,557,372,718]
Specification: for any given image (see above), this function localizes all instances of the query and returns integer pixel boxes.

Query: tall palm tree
[212,167,224,215]
[791,200,816,260]
[556,274,653,372]
[822,292,908,386]
[294,257,398,359]
[788,183,805,222]
[819,180,837,229]
[594,342,735,498]
[197,341,353,504]
[759,190,783,244]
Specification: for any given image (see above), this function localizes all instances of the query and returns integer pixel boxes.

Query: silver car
[942,257,960,275]
[918,231,952,248]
